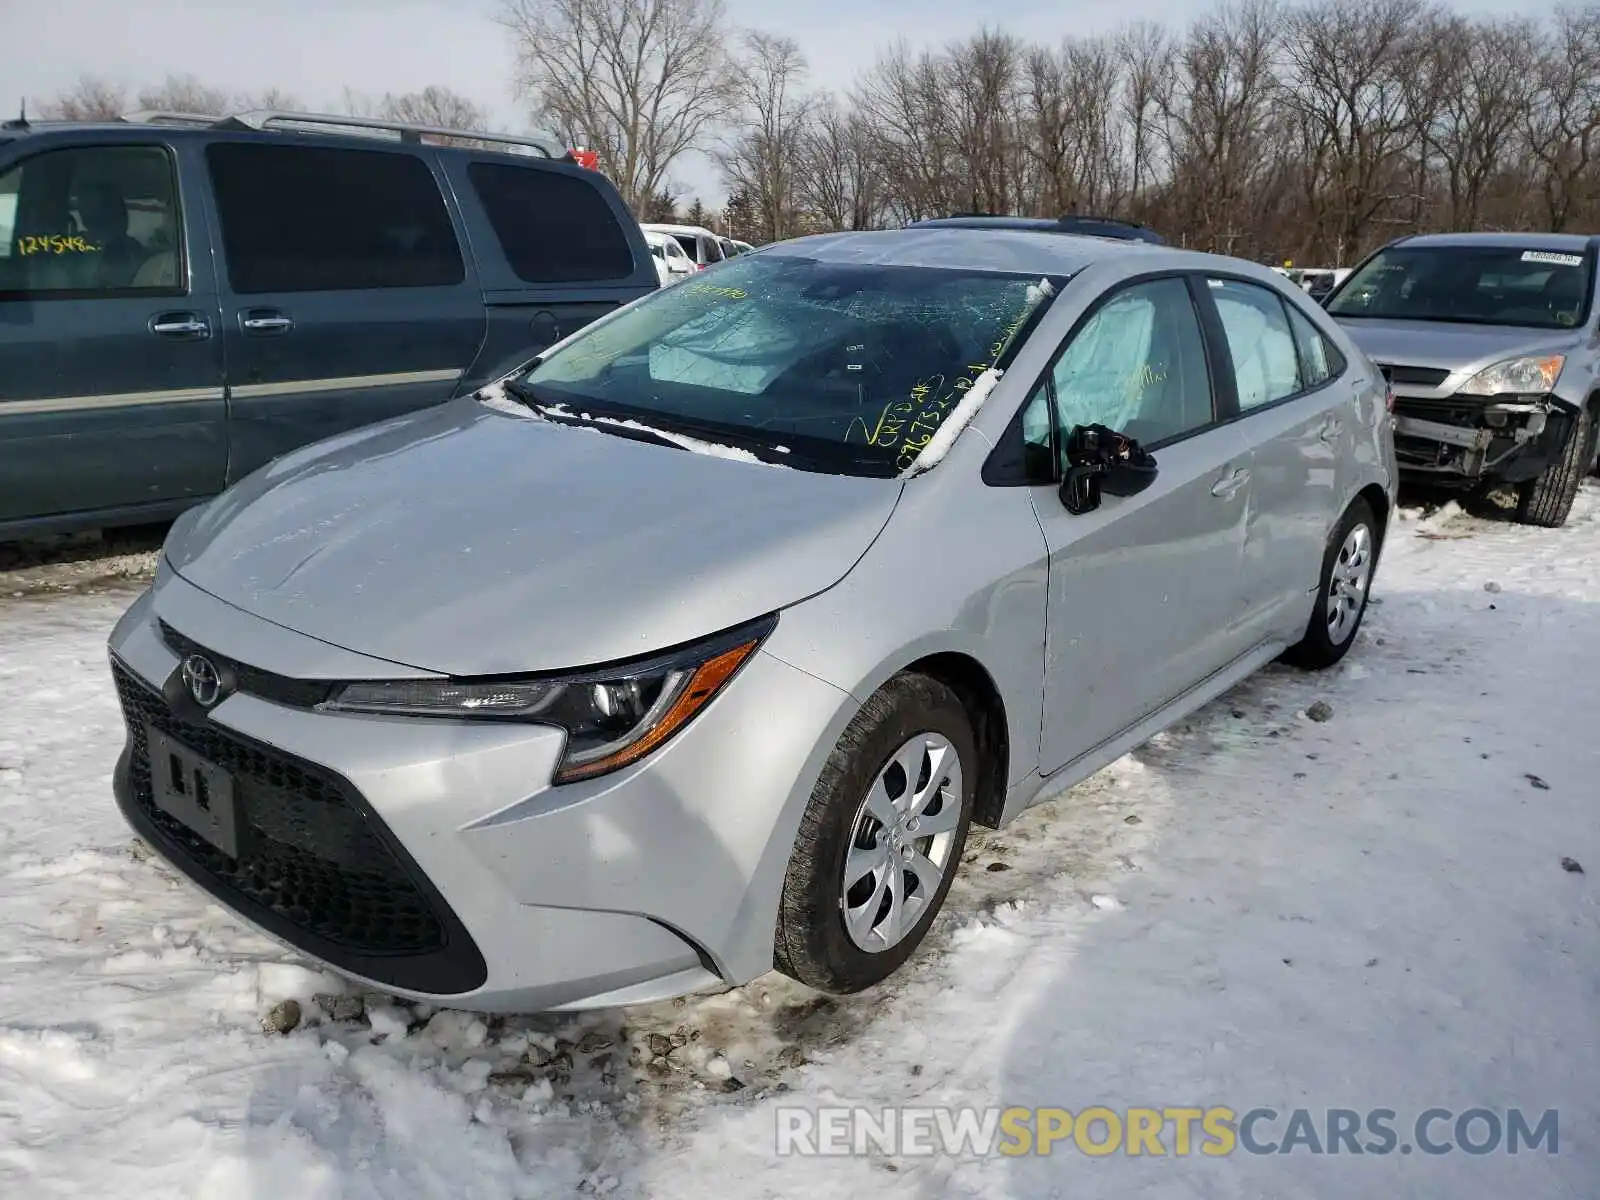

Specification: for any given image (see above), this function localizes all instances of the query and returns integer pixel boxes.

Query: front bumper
[1391,392,1570,483]
[107,569,855,1012]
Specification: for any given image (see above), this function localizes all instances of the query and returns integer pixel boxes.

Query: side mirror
[1058,424,1159,515]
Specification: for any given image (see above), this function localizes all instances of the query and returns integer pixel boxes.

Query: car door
[0,139,226,529]
[201,139,486,480]
[1025,274,1255,775]
[1200,275,1346,646]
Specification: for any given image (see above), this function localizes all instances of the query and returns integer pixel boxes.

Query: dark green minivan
[0,110,659,540]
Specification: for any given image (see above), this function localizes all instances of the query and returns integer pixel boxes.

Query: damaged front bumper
[1392,394,1570,485]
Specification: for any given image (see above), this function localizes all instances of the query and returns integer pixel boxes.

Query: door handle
[241,311,294,335]
[150,313,210,339]
[1210,467,1250,498]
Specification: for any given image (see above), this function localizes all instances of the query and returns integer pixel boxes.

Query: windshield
[515,252,1056,477]
[1328,246,1593,330]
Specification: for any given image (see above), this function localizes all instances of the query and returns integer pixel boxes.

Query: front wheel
[1515,405,1593,528]
[773,673,976,994]
[1282,497,1379,671]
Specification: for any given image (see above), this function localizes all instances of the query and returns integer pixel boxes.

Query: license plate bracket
[147,725,240,859]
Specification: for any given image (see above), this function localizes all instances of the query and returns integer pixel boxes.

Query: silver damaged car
[107,229,1398,1013]
[1325,232,1600,527]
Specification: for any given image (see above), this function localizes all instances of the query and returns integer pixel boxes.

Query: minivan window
[0,145,182,296]
[468,161,635,283]
[206,142,465,293]
[670,233,698,260]
[515,254,1055,476]
[1328,245,1593,330]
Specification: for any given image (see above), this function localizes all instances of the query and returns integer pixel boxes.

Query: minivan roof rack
[120,110,220,128]
[120,107,566,159]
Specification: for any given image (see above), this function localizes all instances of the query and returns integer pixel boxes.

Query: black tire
[773,672,977,994]
[1515,405,1593,528]
[1282,497,1380,671]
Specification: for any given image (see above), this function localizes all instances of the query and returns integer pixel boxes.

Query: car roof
[762,227,1209,276]
[0,114,572,163]
[1392,231,1596,253]
[908,214,1166,244]
[643,223,716,238]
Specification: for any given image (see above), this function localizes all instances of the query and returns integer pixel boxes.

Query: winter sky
[0,0,1554,207]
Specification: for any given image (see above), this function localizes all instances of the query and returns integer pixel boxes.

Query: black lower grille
[112,660,487,993]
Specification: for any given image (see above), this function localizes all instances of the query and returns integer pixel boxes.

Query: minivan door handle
[1210,467,1250,498]
[149,312,211,339]
[240,310,294,335]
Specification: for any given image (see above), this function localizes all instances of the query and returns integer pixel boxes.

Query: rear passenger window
[467,162,634,283]
[1285,304,1345,386]
[206,142,464,293]
[1208,278,1301,410]
[0,145,183,297]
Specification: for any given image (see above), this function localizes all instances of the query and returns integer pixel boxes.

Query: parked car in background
[643,228,696,285]
[0,108,659,541]
[1325,232,1600,527]
[641,222,727,269]
[1287,268,1349,302]
[730,239,755,255]
[908,213,1167,245]
[107,228,1393,1013]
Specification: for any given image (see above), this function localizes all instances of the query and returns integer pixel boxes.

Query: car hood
[167,399,901,676]
[1335,318,1577,376]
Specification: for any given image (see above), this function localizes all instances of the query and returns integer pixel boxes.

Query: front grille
[1393,395,1489,427]
[112,661,487,992]
[159,620,332,709]
[1376,363,1451,388]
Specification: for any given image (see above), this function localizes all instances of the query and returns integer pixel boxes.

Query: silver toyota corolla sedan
[107,229,1398,1013]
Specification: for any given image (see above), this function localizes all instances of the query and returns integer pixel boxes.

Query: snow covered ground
[1,491,1596,1199]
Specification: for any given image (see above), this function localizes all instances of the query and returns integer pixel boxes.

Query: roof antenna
[2,99,27,131]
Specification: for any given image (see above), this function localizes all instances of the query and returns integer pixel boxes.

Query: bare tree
[33,76,129,120]
[135,74,234,116]
[1281,0,1431,262]
[1160,1,1286,255]
[499,0,732,211]
[857,43,960,222]
[379,85,489,131]
[1025,36,1129,218]
[1527,5,1600,230]
[1427,17,1540,228]
[1119,24,1174,202]
[716,32,813,242]
[795,96,885,230]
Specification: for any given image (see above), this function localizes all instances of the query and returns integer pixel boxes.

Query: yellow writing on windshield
[689,283,747,300]
[16,234,100,256]
[885,309,1031,470]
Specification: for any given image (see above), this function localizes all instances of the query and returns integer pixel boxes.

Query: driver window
[1038,277,1214,464]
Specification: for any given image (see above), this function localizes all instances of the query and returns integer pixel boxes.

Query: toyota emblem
[180,653,223,708]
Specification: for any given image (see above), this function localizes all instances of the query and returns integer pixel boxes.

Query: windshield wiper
[504,379,689,453]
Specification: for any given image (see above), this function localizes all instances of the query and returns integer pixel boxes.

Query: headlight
[319,614,776,784]
[1456,355,1565,396]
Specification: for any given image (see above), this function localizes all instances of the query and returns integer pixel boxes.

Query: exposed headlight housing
[1456,355,1565,397]
[319,614,776,783]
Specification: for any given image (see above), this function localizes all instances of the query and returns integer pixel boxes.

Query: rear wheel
[1283,497,1379,671]
[773,673,976,994]
[1515,405,1593,528]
